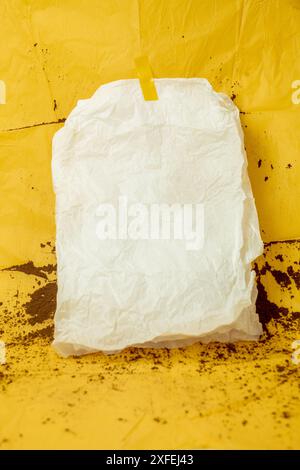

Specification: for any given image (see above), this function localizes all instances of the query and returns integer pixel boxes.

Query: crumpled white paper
[52,78,263,356]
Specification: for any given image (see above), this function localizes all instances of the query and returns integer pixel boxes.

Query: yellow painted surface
[0,0,299,449]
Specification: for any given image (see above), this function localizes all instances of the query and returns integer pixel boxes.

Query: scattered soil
[254,256,300,334]
[264,239,299,248]
[270,269,291,289]
[23,324,54,343]
[287,266,300,289]
[24,282,57,326]
[1,240,299,351]
[3,261,56,280]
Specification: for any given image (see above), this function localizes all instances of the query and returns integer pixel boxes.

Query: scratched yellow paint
[0,0,299,450]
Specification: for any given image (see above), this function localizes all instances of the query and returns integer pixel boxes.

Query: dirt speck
[270,269,291,289]
[287,266,300,289]
[24,282,57,325]
[2,261,54,280]
[255,263,289,332]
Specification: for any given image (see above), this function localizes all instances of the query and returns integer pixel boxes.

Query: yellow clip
[0,80,6,104]
[135,56,158,101]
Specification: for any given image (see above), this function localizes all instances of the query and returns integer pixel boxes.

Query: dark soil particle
[3,261,56,280]
[23,324,54,343]
[270,269,291,289]
[254,264,288,330]
[24,282,57,325]
[287,266,300,289]
[226,344,237,353]
[254,255,300,333]
[258,261,271,276]
[264,239,299,248]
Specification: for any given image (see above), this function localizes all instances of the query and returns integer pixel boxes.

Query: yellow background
[0,0,299,449]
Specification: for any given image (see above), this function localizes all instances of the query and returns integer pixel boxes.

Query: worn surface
[0,241,299,449]
[0,0,300,449]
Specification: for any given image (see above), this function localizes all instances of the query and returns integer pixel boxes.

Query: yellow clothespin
[135,56,158,101]
[0,81,6,104]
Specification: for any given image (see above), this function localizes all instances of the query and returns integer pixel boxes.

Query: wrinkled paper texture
[52,79,263,356]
